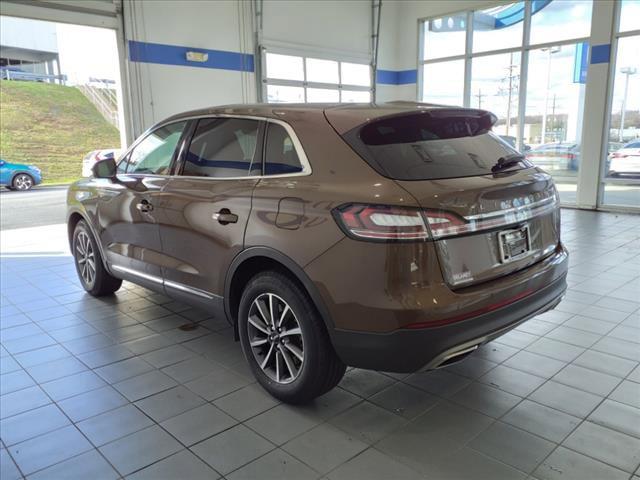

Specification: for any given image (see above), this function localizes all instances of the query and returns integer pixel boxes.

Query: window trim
[120,114,312,181]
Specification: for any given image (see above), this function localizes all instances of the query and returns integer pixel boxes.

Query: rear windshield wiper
[491,153,526,173]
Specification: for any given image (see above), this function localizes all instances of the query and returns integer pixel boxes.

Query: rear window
[342,111,525,180]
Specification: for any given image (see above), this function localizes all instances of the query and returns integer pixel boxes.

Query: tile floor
[1,209,639,480]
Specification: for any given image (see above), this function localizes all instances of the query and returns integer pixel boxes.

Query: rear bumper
[330,271,567,372]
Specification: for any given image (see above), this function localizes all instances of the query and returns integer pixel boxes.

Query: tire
[12,173,34,191]
[238,270,346,404]
[72,220,122,296]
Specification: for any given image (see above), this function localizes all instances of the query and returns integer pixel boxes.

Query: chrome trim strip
[464,195,556,221]
[164,280,220,300]
[112,265,163,284]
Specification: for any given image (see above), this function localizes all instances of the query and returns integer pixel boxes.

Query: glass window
[265,53,304,81]
[620,0,640,33]
[267,85,304,103]
[264,123,304,175]
[124,121,186,175]
[341,112,526,181]
[341,90,371,103]
[471,52,521,145]
[306,58,339,84]
[603,35,640,207]
[423,13,467,60]
[307,88,339,103]
[472,3,524,53]
[183,118,260,178]
[340,62,371,87]
[524,43,588,204]
[422,59,464,106]
[530,0,592,46]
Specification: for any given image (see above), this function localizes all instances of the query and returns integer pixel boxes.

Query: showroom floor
[1,209,639,480]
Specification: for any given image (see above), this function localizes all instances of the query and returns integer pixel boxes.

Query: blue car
[0,159,42,191]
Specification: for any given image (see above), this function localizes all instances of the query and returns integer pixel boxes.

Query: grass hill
[0,80,120,184]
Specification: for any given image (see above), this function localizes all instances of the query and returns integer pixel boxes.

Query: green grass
[0,80,120,184]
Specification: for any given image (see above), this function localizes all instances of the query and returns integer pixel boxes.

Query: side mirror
[92,158,117,179]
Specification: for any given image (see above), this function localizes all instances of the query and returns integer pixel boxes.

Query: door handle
[213,208,238,225]
[136,200,153,213]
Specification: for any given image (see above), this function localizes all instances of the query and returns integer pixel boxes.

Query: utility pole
[619,67,637,142]
[475,88,483,109]
[541,46,561,144]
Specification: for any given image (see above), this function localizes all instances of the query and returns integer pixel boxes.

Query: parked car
[525,142,579,171]
[608,140,640,178]
[0,159,42,190]
[499,135,531,152]
[67,103,568,403]
[82,149,122,177]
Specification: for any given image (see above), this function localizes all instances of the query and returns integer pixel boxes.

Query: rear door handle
[213,208,238,225]
[136,200,153,213]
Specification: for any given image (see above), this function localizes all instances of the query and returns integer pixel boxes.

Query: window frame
[171,114,312,180]
[259,46,373,104]
[417,2,592,152]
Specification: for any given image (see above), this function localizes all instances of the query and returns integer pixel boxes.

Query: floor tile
[77,404,154,447]
[0,448,21,480]
[534,446,628,480]
[572,349,637,378]
[8,425,92,476]
[213,384,280,422]
[609,379,640,409]
[126,449,220,480]
[588,399,640,438]
[185,368,250,401]
[160,403,237,446]
[563,421,640,472]
[40,370,106,401]
[502,399,580,443]
[0,403,69,446]
[94,356,154,384]
[552,364,621,396]
[191,424,274,475]
[0,385,50,419]
[479,364,546,397]
[245,404,320,445]
[227,449,316,480]
[529,380,603,418]
[28,449,119,480]
[283,423,368,473]
[327,448,423,480]
[134,385,205,422]
[468,421,555,473]
[113,370,178,402]
[450,382,521,418]
[99,425,182,476]
[369,382,439,419]
[329,401,406,444]
[57,385,128,422]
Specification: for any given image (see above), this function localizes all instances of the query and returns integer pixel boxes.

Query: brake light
[333,204,429,241]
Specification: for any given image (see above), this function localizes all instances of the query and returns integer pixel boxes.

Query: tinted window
[183,118,260,178]
[123,121,186,175]
[264,123,303,175]
[342,111,530,180]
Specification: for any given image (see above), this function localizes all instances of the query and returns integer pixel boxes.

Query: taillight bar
[332,194,558,242]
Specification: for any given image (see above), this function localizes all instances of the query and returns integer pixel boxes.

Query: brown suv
[67,103,568,403]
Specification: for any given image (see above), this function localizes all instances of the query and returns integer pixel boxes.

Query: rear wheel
[72,220,122,296]
[238,271,345,404]
[12,174,34,191]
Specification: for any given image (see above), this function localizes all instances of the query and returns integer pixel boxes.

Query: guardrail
[1,70,67,84]
[77,84,119,129]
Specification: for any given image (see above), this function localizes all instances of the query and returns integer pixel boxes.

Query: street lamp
[619,66,638,142]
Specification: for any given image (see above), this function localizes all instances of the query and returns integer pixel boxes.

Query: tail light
[332,204,429,241]
[333,193,558,242]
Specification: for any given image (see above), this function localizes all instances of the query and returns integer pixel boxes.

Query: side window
[183,118,261,178]
[122,121,187,175]
[264,123,304,175]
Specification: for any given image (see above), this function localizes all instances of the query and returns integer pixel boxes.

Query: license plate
[498,225,531,263]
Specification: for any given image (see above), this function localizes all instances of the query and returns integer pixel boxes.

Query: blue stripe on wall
[590,44,611,64]
[128,40,254,72]
[376,69,417,85]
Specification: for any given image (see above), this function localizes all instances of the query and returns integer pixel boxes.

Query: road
[0,186,68,230]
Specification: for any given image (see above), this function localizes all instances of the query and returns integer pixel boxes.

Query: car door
[0,160,8,185]
[156,116,262,311]
[95,120,188,290]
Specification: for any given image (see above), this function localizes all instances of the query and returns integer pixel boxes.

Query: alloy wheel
[247,292,304,384]
[14,174,33,191]
[75,231,96,287]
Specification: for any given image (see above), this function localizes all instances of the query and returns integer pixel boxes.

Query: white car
[608,140,640,178]
[82,149,122,177]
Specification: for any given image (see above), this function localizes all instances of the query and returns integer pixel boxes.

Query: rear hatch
[329,106,561,289]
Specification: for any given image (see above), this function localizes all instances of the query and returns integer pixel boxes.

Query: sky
[56,22,120,85]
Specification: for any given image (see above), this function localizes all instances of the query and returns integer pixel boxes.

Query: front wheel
[12,174,34,191]
[72,220,122,296]
[238,271,346,404]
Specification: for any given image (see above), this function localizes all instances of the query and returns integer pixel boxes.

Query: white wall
[0,16,58,53]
